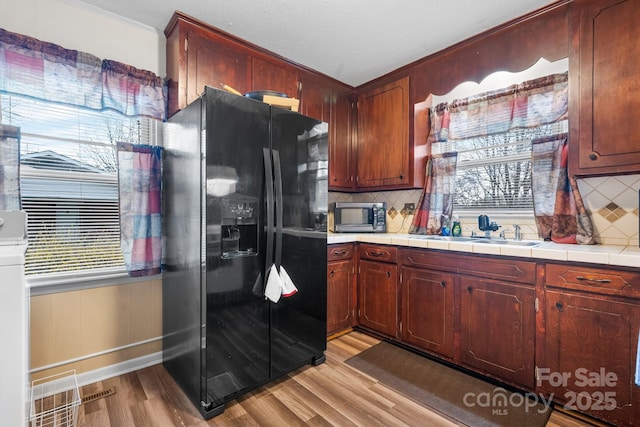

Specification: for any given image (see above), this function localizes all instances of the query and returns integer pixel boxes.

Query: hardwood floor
[76,331,604,426]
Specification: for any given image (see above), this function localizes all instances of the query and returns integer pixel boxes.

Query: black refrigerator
[162,87,328,419]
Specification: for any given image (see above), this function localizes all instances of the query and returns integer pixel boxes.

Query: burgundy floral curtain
[532,135,595,244]
[409,152,457,235]
[430,72,568,143]
[0,28,166,120]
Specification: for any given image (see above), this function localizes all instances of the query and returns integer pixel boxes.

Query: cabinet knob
[329,270,335,277]
[589,152,598,161]
[556,302,564,310]
[467,286,473,293]
[440,281,446,288]
[386,271,391,278]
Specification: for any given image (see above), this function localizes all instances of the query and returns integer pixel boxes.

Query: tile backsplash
[329,174,640,247]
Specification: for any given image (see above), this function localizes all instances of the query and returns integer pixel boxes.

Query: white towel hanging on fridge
[280,266,298,297]
[264,264,299,303]
[264,264,283,303]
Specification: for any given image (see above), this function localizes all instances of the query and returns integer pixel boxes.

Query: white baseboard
[75,351,163,389]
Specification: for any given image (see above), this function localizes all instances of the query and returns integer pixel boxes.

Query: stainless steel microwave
[330,202,386,233]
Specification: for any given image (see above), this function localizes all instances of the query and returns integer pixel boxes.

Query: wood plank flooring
[76,331,604,426]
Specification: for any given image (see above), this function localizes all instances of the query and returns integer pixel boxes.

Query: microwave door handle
[372,208,377,230]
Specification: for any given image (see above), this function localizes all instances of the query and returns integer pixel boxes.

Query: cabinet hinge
[399,321,402,333]
[399,273,403,284]
[184,38,188,51]
[298,81,302,91]
[535,297,539,313]
[535,366,540,381]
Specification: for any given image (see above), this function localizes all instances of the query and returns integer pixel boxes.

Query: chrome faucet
[513,224,522,241]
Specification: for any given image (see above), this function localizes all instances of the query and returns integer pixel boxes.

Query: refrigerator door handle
[273,149,283,268]
[263,147,275,278]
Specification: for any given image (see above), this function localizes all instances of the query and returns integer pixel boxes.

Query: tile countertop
[328,233,640,268]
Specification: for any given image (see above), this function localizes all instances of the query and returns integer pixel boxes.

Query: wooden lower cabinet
[327,244,356,335]
[358,258,398,338]
[459,276,536,389]
[540,290,640,427]
[400,266,455,359]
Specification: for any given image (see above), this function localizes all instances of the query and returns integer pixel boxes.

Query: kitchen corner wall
[329,173,640,247]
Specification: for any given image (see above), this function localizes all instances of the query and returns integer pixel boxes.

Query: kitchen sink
[409,235,541,247]
[410,235,476,242]
[469,238,541,247]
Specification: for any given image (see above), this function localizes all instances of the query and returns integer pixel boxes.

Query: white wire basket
[29,370,81,427]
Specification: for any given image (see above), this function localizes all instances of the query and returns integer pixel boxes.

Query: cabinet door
[327,258,355,335]
[251,57,299,99]
[329,89,356,190]
[357,76,409,189]
[358,259,398,337]
[401,266,455,359]
[541,291,640,427]
[570,0,640,175]
[459,276,536,388]
[186,30,251,106]
[299,73,330,121]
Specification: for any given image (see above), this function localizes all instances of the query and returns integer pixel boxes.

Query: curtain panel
[0,124,21,210]
[117,142,163,277]
[0,28,166,120]
[409,152,458,235]
[430,72,568,142]
[532,135,595,244]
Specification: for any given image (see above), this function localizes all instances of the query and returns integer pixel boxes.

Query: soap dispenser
[451,215,462,237]
[441,215,450,236]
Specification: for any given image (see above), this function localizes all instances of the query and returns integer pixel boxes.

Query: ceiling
[76,0,556,87]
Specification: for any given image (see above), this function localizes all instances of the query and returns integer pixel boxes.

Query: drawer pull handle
[556,302,564,310]
[440,281,446,288]
[369,252,385,257]
[575,276,611,284]
[333,250,348,256]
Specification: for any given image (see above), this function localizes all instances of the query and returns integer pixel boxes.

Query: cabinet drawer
[327,244,354,261]
[359,244,397,263]
[546,263,640,298]
[400,248,536,285]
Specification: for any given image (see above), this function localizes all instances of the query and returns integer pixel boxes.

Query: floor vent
[82,386,117,404]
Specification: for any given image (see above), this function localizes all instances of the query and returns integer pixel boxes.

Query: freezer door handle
[273,149,283,268]
[263,147,275,276]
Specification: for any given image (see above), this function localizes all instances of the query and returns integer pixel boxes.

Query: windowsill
[27,267,162,296]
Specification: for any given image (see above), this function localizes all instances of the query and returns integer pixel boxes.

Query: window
[1,94,157,276]
[429,59,569,213]
[433,121,566,210]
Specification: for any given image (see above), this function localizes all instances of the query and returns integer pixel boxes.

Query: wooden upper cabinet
[329,88,356,190]
[299,72,331,121]
[186,30,250,107]
[570,0,640,176]
[357,76,410,189]
[251,57,299,100]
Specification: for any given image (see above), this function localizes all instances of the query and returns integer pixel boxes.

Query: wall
[0,0,165,76]
[329,173,640,246]
[0,0,167,381]
[30,279,162,381]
